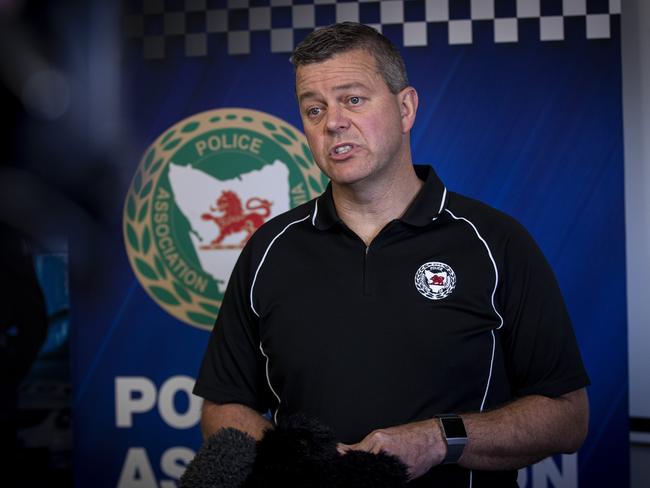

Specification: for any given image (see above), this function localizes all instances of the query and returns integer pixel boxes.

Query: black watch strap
[435,414,467,464]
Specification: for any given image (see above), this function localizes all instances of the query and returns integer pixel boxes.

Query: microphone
[245,415,408,488]
[244,414,339,487]
[179,427,256,488]
[180,416,408,488]
[334,450,409,488]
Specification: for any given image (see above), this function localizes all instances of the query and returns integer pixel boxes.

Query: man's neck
[331,163,423,246]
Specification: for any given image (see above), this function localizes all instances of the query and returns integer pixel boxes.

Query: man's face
[296,49,412,188]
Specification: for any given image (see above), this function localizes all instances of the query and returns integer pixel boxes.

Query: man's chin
[328,173,369,188]
[320,162,375,188]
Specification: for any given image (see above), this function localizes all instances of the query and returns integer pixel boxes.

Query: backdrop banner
[73,2,627,487]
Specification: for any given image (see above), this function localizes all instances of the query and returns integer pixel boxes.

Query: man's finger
[337,443,353,454]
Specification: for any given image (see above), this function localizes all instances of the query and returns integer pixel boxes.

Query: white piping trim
[438,187,448,215]
[480,330,497,412]
[312,199,319,226]
[249,215,310,424]
[445,209,503,330]
[445,209,504,415]
[259,341,282,424]
[249,215,311,317]
[431,188,448,222]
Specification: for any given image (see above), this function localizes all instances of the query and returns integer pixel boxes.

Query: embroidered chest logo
[414,262,457,300]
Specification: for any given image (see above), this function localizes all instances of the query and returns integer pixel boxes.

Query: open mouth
[330,143,355,158]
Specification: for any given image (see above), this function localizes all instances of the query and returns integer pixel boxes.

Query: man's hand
[338,388,588,479]
[338,418,447,480]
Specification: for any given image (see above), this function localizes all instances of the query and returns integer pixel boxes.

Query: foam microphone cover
[244,414,339,487]
[179,427,256,488]
[244,414,408,488]
[333,449,409,488]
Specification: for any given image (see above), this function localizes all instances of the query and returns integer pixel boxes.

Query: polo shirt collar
[311,164,448,230]
[401,164,448,226]
[311,184,339,230]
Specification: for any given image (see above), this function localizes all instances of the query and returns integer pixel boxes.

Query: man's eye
[349,96,361,105]
[307,107,321,117]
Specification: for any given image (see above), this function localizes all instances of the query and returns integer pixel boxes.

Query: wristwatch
[435,414,467,464]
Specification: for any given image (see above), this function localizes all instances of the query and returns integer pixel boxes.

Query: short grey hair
[290,22,409,94]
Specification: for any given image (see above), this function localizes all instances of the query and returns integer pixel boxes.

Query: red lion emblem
[201,190,272,248]
[430,275,445,286]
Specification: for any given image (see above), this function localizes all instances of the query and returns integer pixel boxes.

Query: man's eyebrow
[332,82,369,92]
[298,82,369,103]
[298,90,317,103]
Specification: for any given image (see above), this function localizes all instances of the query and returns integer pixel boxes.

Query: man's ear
[398,87,418,133]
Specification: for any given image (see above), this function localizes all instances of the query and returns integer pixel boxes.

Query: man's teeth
[335,145,352,154]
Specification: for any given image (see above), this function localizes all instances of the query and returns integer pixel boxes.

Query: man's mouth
[330,144,355,158]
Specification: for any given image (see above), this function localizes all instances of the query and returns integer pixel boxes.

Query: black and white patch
[414,262,456,300]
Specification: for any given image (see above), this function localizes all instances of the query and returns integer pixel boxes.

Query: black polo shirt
[194,165,589,487]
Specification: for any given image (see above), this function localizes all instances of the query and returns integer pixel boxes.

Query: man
[193,22,589,486]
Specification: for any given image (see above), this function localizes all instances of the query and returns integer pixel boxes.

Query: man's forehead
[295,50,382,98]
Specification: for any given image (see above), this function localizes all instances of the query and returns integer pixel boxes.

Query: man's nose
[325,106,350,133]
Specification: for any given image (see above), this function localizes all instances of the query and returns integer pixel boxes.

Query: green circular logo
[123,108,327,329]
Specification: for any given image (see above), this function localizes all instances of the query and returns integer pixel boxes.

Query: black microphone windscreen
[334,450,409,488]
[180,428,256,488]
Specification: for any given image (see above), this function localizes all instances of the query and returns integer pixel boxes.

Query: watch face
[442,417,467,439]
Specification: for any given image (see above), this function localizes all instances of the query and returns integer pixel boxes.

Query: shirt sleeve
[496,223,590,399]
[193,242,275,413]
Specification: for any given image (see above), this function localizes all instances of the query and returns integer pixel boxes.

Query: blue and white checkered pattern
[124,0,621,58]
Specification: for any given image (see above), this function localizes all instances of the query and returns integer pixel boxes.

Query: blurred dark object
[0,223,48,480]
[0,0,123,288]
[16,251,72,487]
[180,415,409,488]
[0,227,72,486]
[1,1,121,486]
